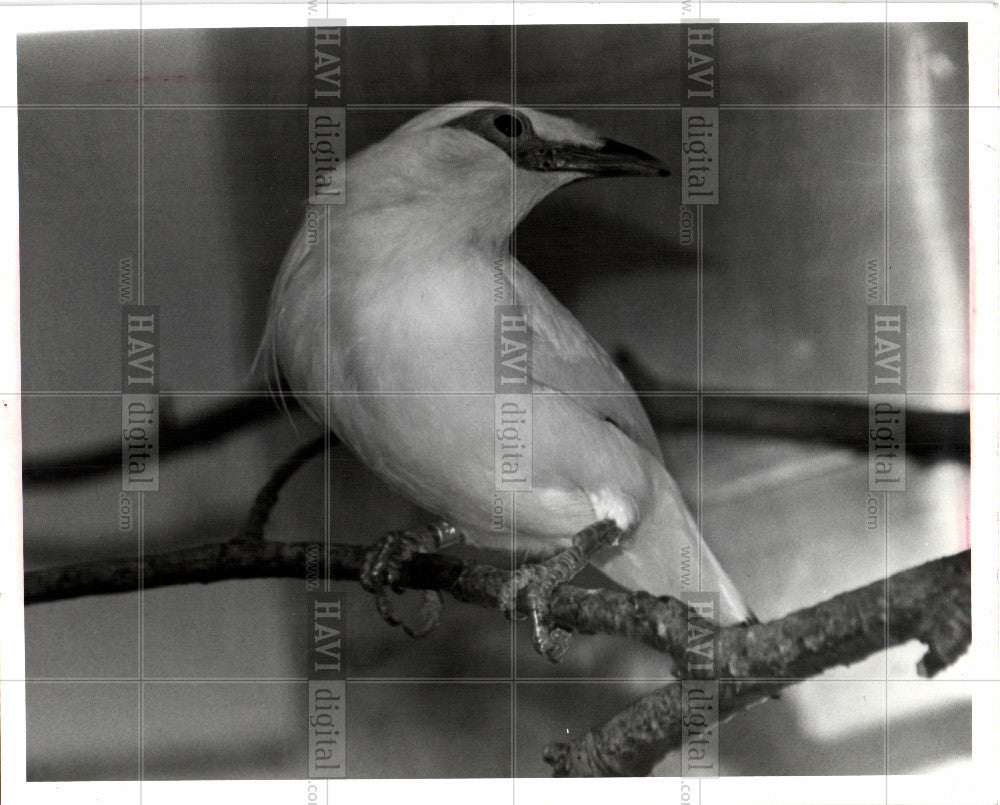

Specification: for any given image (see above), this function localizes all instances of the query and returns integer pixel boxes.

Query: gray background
[20,24,970,778]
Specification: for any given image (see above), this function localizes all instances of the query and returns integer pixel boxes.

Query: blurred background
[19,23,970,778]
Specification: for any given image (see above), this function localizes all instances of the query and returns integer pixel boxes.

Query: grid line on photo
[697,201,705,605]
[883,9,890,792]
[323,205,332,595]
[137,7,146,790]
[16,18,974,783]
[9,389,981,397]
[12,673,988,684]
[508,6,517,786]
[12,102,984,111]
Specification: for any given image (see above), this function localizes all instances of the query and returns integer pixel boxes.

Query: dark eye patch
[494,114,524,138]
[444,107,535,160]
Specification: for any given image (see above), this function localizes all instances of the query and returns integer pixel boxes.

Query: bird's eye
[494,114,524,139]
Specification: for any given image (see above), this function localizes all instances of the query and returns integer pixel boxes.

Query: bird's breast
[327,250,500,395]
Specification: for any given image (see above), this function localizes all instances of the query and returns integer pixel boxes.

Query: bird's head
[359,102,670,243]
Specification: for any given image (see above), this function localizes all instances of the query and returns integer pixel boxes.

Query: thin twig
[22,393,292,486]
[239,434,327,540]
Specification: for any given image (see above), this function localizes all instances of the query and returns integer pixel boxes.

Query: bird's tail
[591,466,755,627]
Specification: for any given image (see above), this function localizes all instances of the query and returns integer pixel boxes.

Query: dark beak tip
[597,137,670,178]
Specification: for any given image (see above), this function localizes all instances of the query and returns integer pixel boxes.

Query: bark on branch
[24,538,971,776]
[544,548,971,776]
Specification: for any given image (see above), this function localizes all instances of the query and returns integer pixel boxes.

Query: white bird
[259,102,754,644]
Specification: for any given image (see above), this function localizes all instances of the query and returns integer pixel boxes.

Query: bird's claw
[501,520,626,663]
[361,530,416,595]
[402,590,444,638]
[531,610,572,662]
[361,523,459,638]
[500,560,574,663]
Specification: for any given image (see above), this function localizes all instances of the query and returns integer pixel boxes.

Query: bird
[258,101,754,650]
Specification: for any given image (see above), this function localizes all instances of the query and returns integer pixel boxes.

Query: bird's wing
[512,262,662,461]
[511,263,753,624]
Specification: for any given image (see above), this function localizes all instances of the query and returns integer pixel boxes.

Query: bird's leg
[361,521,464,638]
[503,519,625,663]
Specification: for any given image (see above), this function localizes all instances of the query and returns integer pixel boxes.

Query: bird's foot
[361,521,463,638]
[501,520,624,663]
[500,561,573,662]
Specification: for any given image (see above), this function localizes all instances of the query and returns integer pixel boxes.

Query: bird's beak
[518,137,670,178]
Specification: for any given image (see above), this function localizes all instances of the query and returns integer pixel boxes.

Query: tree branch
[615,350,970,462]
[24,405,973,778]
[22,392,291,486]
[544,549,971,776]
[24,535,971,776]
[23,413,971,776]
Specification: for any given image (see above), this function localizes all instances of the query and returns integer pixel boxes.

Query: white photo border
[1,3,996,804]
